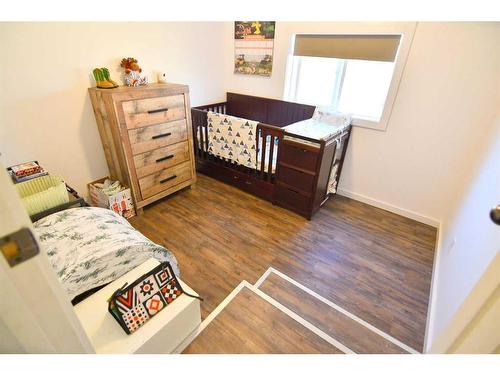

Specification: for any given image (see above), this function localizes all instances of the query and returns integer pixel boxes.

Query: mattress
[33,207,179,300]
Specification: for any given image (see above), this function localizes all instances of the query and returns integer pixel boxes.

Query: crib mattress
[33,207,179,300]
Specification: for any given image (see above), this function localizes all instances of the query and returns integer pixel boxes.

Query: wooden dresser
[89,83,196,214]
[275,130,350,219]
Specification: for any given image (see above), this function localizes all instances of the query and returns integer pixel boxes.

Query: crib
[191,93,351,219]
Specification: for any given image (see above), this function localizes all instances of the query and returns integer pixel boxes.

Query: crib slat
[260,130,267,179]
[204,119,209,159]
[267,135,275,178]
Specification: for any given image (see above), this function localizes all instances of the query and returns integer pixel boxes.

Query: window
[284,30,414,130]
[287,56,395,121]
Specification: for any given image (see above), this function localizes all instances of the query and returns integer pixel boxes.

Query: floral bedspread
[33,207,179,300]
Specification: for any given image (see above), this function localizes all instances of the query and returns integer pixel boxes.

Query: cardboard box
[88,177,135,219]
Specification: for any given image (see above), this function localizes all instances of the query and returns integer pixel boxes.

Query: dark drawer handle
[156,154,174,163]
[160,175,177,184]
[148,107,169,114]
[152,132,171,140]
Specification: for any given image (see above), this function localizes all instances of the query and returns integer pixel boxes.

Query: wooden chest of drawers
[89,83,196,214]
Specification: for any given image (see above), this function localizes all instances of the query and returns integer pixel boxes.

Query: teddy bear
[120,57,148,87]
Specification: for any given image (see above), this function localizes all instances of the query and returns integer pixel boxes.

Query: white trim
[174,280,354,354]
[259,267,420,354]
[356,23,418,131]
[337,187,440,228]
[254,267,273,288]
[423,222,443,352]
[173,281,247,353]
[247,283,355,354]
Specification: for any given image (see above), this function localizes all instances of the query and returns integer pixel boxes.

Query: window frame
[283,23,417,131]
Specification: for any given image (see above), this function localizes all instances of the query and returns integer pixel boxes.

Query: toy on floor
[120,57,148,87]
[92,67,119,89]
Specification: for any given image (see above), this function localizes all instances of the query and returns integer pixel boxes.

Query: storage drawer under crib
[138,161,193,199]
[277,165,315,194]
[128,119,188,155]
[122,94,186,129]
[279,142,319,172]
[133,141,191,179]
[274,184,311,216]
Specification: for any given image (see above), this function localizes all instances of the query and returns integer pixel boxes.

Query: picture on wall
[234,21,275,77]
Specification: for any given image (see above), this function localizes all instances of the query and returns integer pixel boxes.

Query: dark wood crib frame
[191,93,351,219]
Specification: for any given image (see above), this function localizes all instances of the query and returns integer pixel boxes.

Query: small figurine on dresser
[120,57,148,87]
[92,67,119,89]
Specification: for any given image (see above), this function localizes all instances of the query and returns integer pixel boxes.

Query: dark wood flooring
[130,174,436,352]
[183,287,340,354]
[259,272,407,353]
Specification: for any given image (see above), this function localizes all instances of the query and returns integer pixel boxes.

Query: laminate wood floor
[258,272,407,353]
[130,174,437,352]
[183,287,341,354]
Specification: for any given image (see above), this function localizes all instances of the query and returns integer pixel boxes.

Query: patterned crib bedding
[196,111,278,173]
[33,207,179,300]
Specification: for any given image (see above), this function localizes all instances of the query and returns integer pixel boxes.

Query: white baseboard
[337,188,440,228]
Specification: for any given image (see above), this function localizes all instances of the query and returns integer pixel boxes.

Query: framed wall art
[234,21,275,77]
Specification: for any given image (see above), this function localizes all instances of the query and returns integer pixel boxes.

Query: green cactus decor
[92,67,118,89]
[101,67,118,87]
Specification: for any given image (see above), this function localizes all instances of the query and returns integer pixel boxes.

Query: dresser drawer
[279,142,319,172]
[278,165,315,194]
[139,161,192,199]
[122,94,186,129]
[128,119,188,155]
[275,185,311,215]
[133,141,190,179]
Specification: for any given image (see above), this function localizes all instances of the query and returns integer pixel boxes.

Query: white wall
[426,115,500,351]
[222,22,500,227]
[0,22,226,196]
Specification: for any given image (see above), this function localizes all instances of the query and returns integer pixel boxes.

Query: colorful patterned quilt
[33,207,179,300]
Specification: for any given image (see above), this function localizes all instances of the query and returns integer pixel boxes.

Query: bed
[33,206,179,303]
[191,93,352,219]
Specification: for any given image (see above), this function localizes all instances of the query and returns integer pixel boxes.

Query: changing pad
[284,107,351,141]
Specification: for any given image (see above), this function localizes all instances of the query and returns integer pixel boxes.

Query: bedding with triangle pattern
[206,111,258,169]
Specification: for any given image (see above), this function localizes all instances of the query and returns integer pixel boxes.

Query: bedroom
[0,0,499,371]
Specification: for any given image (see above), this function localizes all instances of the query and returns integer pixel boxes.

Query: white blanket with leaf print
[33,207,179,301]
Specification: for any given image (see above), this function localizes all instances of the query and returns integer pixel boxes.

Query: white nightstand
[74,258,201,354]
